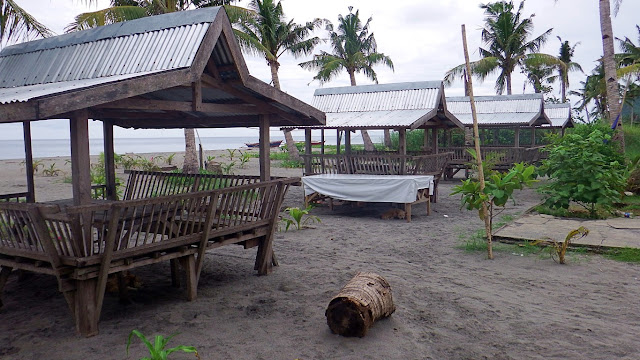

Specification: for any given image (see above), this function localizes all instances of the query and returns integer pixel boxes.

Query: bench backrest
[0,178,296,270]
[412,152,453,177]
[122,170,263,200]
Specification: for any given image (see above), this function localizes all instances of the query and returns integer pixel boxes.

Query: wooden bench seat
[0,177,296,337]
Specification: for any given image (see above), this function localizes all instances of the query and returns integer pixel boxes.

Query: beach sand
[1,150,640,359]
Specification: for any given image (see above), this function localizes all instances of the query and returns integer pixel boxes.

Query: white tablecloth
[302,174,434,203]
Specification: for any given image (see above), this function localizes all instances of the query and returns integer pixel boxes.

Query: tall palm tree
[522,58,554,94]
[69,1,243,173]
[569,63,607,121]
[299,7,394,152]
[617,25,640,79]
[233,0,322,160]
[0,0,52,48]
[599,0,624,149]
[556,37,583,103]
[445,0,553,95]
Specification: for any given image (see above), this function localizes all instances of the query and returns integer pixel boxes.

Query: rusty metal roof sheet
[446,94,550,126]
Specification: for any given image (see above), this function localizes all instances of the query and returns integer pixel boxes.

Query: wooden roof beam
[93,98,260,114]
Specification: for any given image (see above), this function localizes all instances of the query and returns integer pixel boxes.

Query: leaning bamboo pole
[461,24,493,260]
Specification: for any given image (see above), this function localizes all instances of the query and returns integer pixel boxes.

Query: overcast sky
[5,0,639,140]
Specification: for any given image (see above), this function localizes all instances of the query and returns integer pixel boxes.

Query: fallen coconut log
[325,272,395,337]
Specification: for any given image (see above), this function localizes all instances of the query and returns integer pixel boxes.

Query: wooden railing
[0,192,30,203]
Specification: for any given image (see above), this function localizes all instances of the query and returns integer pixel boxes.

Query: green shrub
[538,123,627,217]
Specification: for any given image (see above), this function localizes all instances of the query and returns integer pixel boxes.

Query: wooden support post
[75,278,99,337]
[531,128,536,146]
[345,130,351,155]
[103,120,117,200]
[321,129,325,155]
[179,255,198,301]
[255,183,285,275]
[23,121,35,202]
[304,128,312,175]
[336,129,341,155]
[398,128,407,155]
[432,128,438,154]
[398,128,407,174]
[514,126,520,148]
[493,128,499,145]
[259,114,270,182]
[447,129,453,147]
[423,128,429,152]
[70,109,92,206]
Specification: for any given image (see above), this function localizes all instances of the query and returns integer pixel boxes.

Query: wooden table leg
[405,203,412,222]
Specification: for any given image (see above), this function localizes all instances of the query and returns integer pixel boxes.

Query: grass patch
[603,247,640,263]
[279,159,304,168]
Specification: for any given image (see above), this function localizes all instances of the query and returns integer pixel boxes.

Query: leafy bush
[452,162,537,228]
[538,123,627,217]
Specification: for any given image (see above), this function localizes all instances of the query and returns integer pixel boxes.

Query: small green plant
[226,149,238,161]
[279,206,321,231]
[165,153,177,166]
[126,330,199,360]
[533,227,589,264]
[238,151,251,168]
[206,155,216,163]
[42,163,61,177]
[22,159,44,174]
[220,161,236,175]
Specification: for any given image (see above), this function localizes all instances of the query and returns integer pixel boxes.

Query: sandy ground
[1,150,640,359]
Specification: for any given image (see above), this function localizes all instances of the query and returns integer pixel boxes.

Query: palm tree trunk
[383,129,392,147]
[348,70,375,151]
[561,70,567,103]
[506,73,512,95]
[269,60,300,160]
[600,0,625,151]
[183,128,199,174]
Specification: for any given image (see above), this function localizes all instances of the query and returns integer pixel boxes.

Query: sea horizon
[0,134,370,161]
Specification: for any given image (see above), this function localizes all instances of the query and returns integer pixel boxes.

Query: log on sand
[325,272,395,337]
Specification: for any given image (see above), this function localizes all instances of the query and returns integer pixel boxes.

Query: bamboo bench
[0,178,296,337]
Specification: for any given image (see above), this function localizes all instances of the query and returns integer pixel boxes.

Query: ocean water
[0,134,367,160]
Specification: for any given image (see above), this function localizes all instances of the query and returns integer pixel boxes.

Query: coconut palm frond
[65,6,149,32]
[1,0,53,47]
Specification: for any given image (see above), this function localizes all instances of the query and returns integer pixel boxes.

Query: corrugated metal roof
[544,103,573,127]
[324,110,436,128]
[0,23,208,90]
[307,81,443,128]
[1,7,219,56]
[314,81,442,96]
[446,94,549,126]
[0,71,165,104]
